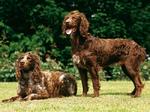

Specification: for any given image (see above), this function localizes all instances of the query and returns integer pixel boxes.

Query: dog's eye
[72,17,75,19]
[27,57,31,60]
[20,56,24,60]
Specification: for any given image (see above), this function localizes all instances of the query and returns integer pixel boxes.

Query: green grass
[0,81,150,112]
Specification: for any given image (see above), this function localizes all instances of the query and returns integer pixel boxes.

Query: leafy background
[0,0,150,81]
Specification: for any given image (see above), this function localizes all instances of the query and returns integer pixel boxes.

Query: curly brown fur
[62,10,146,97]
[2,52,77,102]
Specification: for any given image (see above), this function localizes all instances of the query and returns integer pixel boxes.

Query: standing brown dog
[62,10,146,97]
[2,52,77,102]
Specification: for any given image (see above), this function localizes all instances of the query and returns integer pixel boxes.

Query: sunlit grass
[0,81,150,112]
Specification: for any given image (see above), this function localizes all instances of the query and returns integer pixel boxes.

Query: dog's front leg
[23,91,49,100]
[78,67,88,96]
[2,96,22,102]
[23,94,38,100]
[89,66,100,97]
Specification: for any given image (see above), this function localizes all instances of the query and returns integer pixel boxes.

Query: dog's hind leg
[121,58,144,97]
[121,65,136,95]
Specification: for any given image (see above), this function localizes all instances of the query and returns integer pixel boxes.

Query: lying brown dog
[2,52,77,102]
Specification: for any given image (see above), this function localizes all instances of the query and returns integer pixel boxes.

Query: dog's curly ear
[31,53,42,80]
[15,59,21,80]
[32,53,40,68]
[79,13,89,37]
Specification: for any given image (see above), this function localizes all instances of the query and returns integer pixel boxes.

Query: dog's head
[17,52,39,71]
[16,52,40,79]
[62,10,89,37]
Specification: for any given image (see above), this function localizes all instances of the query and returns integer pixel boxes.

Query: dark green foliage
[0,0,149,81]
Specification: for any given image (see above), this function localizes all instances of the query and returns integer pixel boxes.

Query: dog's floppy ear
[79,13,89,37]
[31,53,43,80]
[15,59,21,80]
[32,53,40,68]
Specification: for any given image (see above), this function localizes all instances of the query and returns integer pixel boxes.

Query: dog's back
[43,71,77,97]
[82,37,146,66]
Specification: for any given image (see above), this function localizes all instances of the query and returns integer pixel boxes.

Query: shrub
[0,0,149,81]
[0,56,150,81]
[0,58,16,82]
[141,60,150,80]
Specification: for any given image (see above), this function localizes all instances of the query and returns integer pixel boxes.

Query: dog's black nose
[65,21,70,25]
[66,18,72,24]
[20,62,25,66]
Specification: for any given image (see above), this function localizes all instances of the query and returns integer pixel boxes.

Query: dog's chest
[29,77,46,93]
[72,53,98,69]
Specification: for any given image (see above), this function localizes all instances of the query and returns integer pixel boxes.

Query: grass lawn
[0,81,150,112]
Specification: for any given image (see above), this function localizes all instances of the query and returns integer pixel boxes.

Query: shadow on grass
[76,92,130,97]
[101,92,128,96]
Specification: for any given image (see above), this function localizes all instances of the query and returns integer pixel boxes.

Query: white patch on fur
[30,94,37,97]
[37,84,44,90]
[28,78,33,85]
[72,54,80,64]
[27,93,37,99]
[42,71,52,81]
[41,76,45,82]
[68,84,75,95]
[20,55,28,64]
[59,75,65,82]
